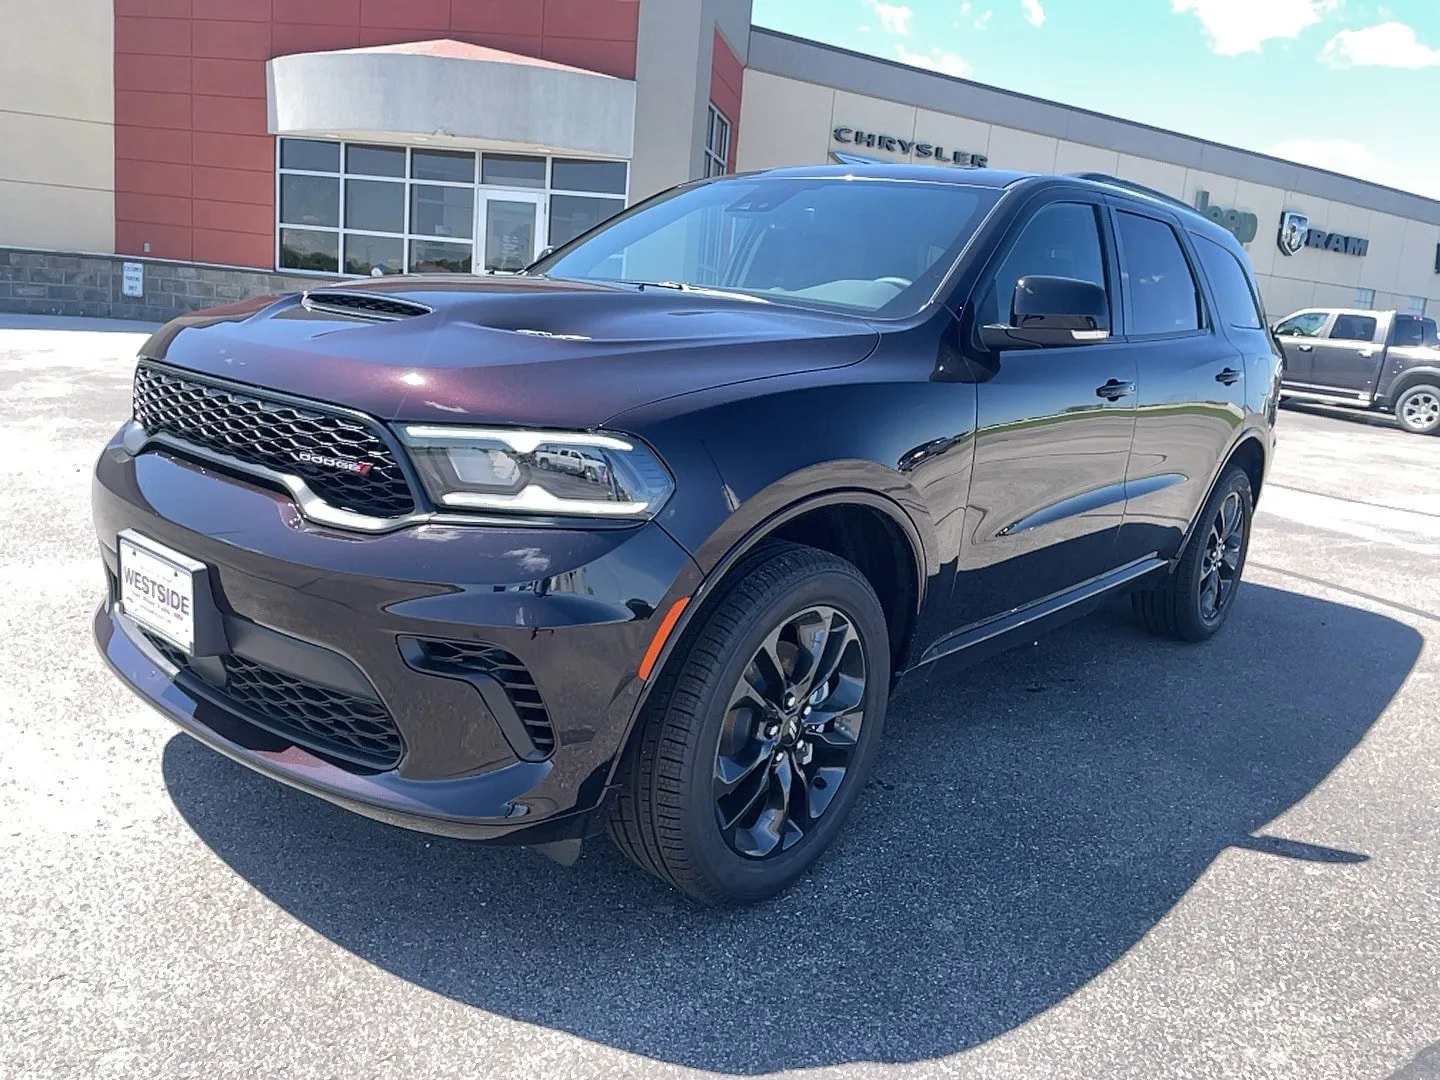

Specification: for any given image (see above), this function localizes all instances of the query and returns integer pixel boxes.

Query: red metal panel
[115,192,193,227]
[116,0,191,16]
[116,125,194,165]
[191,0,272,20]
[271,22,362,54]
[274,0,360,25]
[114,52,192,93]
[192,228,274,268]
[359,0,451,31]
[192,18,272,59]
[194,199,274,235]
[115,15,192,55]
[450,0,543,36]
[116,158,193,197]
[117,220,193,261]
[191,95,268,136]
[543,0,639,42]
[540,36,636,80]
[114,90,193,131]
[192,165,274,206]
[191,57,267,97]
[192,132,273,171]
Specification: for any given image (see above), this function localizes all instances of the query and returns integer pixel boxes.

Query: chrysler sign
[832,127,989,168]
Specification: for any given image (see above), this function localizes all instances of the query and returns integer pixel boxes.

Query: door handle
[1359,349,1375,358]
[1296,344,1314,352]
[1215,367,1242,386]
[1095,379,1135,401]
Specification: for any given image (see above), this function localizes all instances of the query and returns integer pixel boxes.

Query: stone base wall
[0,248,324,324]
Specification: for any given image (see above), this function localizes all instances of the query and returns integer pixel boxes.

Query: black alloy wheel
[1198,490,1245,624]
[713,605,867,859]
[1133,465,1253,642]
[607,542,890,905]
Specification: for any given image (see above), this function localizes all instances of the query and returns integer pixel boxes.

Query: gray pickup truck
[1275,308,1440,434]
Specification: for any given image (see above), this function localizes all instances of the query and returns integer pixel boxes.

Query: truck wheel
[607,541,890,905]
[1132,466,1253,642]
[1395,384,1440,435]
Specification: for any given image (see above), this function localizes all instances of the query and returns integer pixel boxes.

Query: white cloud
[1172,0,1339,56]
[1321,21,1440,68]
[976,8,994,29]
[895,43,973,75]
[1268,137,1378,176]
[866,0,914,35]
[1021,0,1046,27]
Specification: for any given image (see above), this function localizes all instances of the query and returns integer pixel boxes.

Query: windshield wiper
[619,280,770,304]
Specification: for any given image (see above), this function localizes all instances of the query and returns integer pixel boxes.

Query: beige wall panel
[1311,282,1359,308]
[1360,211,1410,295]
[1232,180,1285,279]
[735,71,835,172]
[1,0,113,123]
[1115,154,1187,198]
[1393,219,1440,303]
[912,108,991,163]
[0,112,113,192]
[1052,140,1119,176]
[1181,169,1239,212]
[830,90,918,146]
[986,125,1058,173]
[0,181,113,253]
[1262,275,1318,318]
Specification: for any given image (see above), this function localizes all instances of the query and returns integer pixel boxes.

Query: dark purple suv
[93,165,1279,903]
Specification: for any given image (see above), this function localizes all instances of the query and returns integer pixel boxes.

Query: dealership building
[5,0,1440,322]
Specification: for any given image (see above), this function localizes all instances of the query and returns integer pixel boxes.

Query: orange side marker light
[638,596,691,680]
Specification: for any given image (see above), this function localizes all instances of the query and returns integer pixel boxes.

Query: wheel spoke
[1200,569,1220,616]
[716,758,773,833]
[785,608,834,699]
[1218,493,1240,540]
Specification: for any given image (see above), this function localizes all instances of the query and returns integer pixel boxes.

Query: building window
[1354,286,1376,309]
[276,138,628,276]
[1408,296,1427,316]
[704,105,732,178]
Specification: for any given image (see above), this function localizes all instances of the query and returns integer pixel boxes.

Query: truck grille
[144,632,403,770]
[132,362,416,520]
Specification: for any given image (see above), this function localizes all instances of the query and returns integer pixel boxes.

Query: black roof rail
[1066,172,1199,215]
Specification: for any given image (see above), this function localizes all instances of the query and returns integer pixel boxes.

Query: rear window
[1330,314,1377,342]
[1192,234,1264,329]
[1115,211,1203,335]
[1393,315,1440,347]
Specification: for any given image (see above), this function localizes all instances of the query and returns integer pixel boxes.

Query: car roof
[743,163,1240,250]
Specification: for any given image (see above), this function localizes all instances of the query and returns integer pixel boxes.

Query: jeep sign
[1194,191,1258,245]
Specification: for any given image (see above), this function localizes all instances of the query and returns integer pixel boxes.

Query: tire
[1132,466,1253,642]
[1394,383,1440,435]
[607,541,891,905]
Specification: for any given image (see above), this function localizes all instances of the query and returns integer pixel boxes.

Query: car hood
[140,276,881,429]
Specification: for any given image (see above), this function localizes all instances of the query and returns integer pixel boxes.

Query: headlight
[397,425,674,520]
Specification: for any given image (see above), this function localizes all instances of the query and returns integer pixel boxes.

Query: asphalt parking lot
[2,317,1438,1080]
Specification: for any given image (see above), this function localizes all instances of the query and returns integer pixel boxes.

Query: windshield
[531,175,1001,318]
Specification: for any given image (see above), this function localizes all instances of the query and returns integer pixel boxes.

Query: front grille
[133,363,416,520]
[141,631,403,769]
[302,290,432,321]
[412,640,556,757]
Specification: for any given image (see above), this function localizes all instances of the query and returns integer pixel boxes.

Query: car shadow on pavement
[162,582,1421,1074]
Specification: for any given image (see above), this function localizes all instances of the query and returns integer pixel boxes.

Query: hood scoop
[301,290,433,322]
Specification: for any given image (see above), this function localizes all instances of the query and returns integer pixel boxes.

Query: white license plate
[118,533,200,654]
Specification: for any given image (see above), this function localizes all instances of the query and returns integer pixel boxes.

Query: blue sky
[750,0,1440,199]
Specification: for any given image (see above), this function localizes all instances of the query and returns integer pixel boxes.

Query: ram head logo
[1278,211,1309,257]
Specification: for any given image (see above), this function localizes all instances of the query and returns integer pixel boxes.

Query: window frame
[1273,311,1331,338]
[1327,313,1380,344]
[965,192,1123,349]
[1108,202,1212,342]
[704,104,732,179]
[274,138,630,278]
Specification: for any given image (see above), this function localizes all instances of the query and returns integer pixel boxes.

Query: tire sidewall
[1395,384,1440,435]
[1176,469,1254,640]
[677,562,891,902]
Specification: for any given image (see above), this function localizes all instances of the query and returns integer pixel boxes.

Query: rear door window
[1192,234,1264,329]
[1329,314,1378,342]
[1114,211,1203,335]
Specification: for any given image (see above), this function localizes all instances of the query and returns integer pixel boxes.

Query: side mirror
[980,275,1110,350]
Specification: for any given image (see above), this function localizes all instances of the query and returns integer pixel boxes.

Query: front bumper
[92,433,702,843]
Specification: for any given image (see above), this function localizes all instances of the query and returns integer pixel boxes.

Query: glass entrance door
[476,191,548,274]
